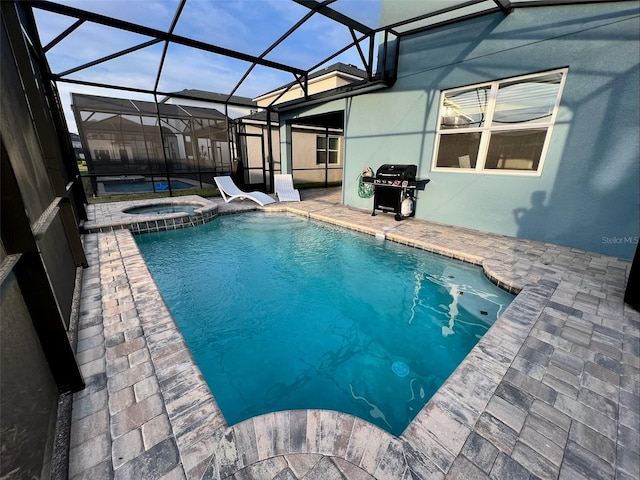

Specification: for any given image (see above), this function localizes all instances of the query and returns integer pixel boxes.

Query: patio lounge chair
[274,174,301,202]
[214,176,276,206]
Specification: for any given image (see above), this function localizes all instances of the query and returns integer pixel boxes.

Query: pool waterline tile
[69,189,635,480]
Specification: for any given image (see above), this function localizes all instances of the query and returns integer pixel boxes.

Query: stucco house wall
[333,1,638,259]
[256,67,365,107]
[290,127,343,184]
[280,100,346,170]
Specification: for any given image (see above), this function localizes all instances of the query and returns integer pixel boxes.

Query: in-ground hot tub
[109,197,218,235]
[123,204,199,216]
[81,195,218,235]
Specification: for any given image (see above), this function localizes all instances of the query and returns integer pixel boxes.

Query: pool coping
[71,191,637,480]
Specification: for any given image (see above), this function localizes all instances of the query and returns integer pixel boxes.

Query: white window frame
[316,134,341,165]
[432,68,568,176]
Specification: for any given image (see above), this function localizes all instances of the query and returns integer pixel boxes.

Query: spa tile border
[82,196,219,235]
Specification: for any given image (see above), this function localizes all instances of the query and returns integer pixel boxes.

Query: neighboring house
[254,63,368,107]
[72,64,367,190]
[235,109,345,187]
[243,63,368,187]
[234,110,282,186]
[275,1,640,259]
[71,93,232,179]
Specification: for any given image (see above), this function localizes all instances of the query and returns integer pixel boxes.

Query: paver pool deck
[69,189,639,480]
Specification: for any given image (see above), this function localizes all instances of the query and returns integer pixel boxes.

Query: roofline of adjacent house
[236,114,344,134]
[159,89,257,108]
[253,63,368,102]
[272,74,394,113]
[70,92,228,119]
[235,110,279,123]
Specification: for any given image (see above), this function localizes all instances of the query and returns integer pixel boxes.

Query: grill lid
[375,164,417,180]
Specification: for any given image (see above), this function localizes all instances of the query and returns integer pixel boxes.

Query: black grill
[375,164,417,181]
[363,164,429,220]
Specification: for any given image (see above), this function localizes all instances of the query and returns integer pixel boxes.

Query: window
[316,135,340,165]
[433,69,567,174]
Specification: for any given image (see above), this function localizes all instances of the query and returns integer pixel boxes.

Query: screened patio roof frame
[19,0,616,197]
[24,0,517,113]
[21,0,517,195]
[23,0,619,117]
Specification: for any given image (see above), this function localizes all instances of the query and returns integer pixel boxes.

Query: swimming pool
[136,213,514,435]
[102,179,194,193]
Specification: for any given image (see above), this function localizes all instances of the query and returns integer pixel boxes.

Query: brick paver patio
[69,189,638,480]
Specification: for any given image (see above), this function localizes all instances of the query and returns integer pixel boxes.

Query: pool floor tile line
[68,189,638,479]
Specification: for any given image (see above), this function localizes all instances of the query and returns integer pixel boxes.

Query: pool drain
[391,361,410,377]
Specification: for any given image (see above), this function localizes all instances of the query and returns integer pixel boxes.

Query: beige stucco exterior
[290,128,343,185]
[244,64,366,186]
[237,120,343,186]
[254,69,364,107]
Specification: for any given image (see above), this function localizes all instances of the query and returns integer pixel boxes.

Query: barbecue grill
[362,164,430,220]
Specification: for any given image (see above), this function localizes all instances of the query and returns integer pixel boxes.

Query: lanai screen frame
[71,93,233,195]
[24,0,578,194]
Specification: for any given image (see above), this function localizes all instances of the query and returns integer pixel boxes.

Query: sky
[31,0,384,133]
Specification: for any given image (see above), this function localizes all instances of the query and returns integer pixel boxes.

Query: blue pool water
[136,213,514,435]
[102,179,193,193]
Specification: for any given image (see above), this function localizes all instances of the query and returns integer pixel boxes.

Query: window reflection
[493,73,562,125]
[484,129,547,170]
[435,133,480,168]
[441,87,490,129]
[434,69,566,174]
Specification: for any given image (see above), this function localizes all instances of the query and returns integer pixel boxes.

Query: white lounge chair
[274,174,301,202]
[214,176,275,206]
